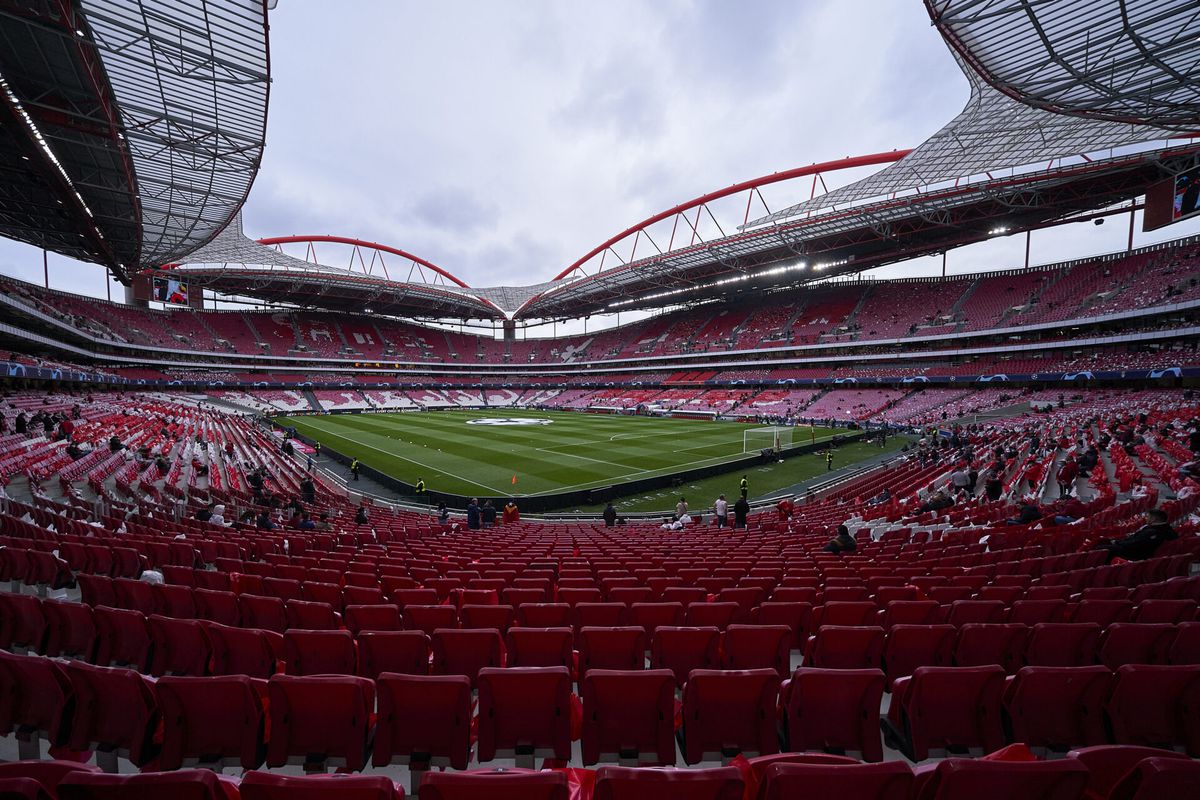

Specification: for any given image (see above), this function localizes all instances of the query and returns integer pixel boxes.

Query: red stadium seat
[1067,745,1192,800]
[40,599,95,660]
[505,627,573,669]
[882,625,956,687]
[418,769,567,800]
[238,594,288,634]
[1098,623,1177,669]
[194,589,240,627]
[1072,599,1134,627]
[722,624,791,676]
[650,626,720,686]
[146,615,211,676]
[374,673,472,770]
[0,652,74,758]
[241,772,400,800]
[679,668,780,765]
[909,758,1088,800]
[405,605,459,637]
[1024,623,1101,667]
[758,761,912,800]
[476,666,572,766]
[284,629,356,676]
[946,600,1006,627]
[685,602,739,631]
[1105,664,1200,756]
[344,604,403,635]
[879,601,942,630]
[752,602,812,646]
[581,669,676,766]
[56,770,232,800]
[432,629,503,686]
[266,674,375,771]
[156,674,266,771]
[1132,599,1197,624]
[593,765,743,800]
[782,667,885,762]
[64,662,159,768]
[285,599,340,631]
[578,626,646,673]
[460,604,514,633]
[954,623,1029,673]
[1169,622,1200,665]
[111,579,155,615]
[1108,757,1200,800]
[91,606,151,671]
[151,583,197,619]
[0,762,99,798]
[0,593,46,652]
[1007,600,1069,626]
[358,631,430,680]
[813,601,877,628]
[629,603,685,637]
[804,626,885,670]
[517,603,571,627]
[1002,666,1112,751]
[884,665,1006,761]
[206,623,282,679]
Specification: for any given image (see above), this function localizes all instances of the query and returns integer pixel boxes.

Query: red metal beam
[552,150,911,281]
[254,235,471,288]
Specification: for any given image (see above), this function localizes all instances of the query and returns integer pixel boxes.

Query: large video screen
[153,276,189,306]
[1173,164,1200,222]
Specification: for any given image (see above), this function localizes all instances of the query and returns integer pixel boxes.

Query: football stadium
[0,0,1199,796]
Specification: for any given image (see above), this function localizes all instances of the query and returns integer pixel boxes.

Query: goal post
[743,426,793,454]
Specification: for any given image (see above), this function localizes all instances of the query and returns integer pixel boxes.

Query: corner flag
[511,474,518,485]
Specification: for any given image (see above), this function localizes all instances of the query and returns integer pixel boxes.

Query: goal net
[743,426,793,454]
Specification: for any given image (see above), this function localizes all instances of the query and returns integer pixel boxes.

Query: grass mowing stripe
[279,410,844,500]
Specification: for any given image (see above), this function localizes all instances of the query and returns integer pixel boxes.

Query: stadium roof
[157,0,1199,321]
[927,0,1200,131]
[0,0,269,281]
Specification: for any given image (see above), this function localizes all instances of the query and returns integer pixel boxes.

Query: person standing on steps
[714,494,728,528]
[733,494,750,528]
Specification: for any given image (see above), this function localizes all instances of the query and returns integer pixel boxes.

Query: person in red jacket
[1056,455,1079,497]
[502,499,520,524]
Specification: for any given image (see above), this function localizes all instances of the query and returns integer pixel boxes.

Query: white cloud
[0,0,1197,311]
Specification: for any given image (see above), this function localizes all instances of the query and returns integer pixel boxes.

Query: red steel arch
[256,235,471,288]
[553,149,911,282]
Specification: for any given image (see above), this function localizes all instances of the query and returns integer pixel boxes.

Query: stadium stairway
[299,390,322,413]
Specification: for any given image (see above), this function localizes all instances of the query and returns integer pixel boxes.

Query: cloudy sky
[2,0,1197,316]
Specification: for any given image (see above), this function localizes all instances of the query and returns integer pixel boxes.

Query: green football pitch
[278,409,843,498]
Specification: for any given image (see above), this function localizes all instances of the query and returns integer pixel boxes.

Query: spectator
[675,496,688,519]
[466,498,480,530]
[602,502,617,528]
[481,500,497,528]
[256,510,275,531]
[355,505,369,525]
[1056,455,1079,497]
[300,476,315,504]
[437,502,450,525]
[734,495,750,528]
[824,524,856,554]
[714,494,728,528]
[1097,509,1177,562]
[983,467,1003,502]
[296,512,315,530]
[209,504,229,527]
[314,513,333,531]
[503,499,520,524]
